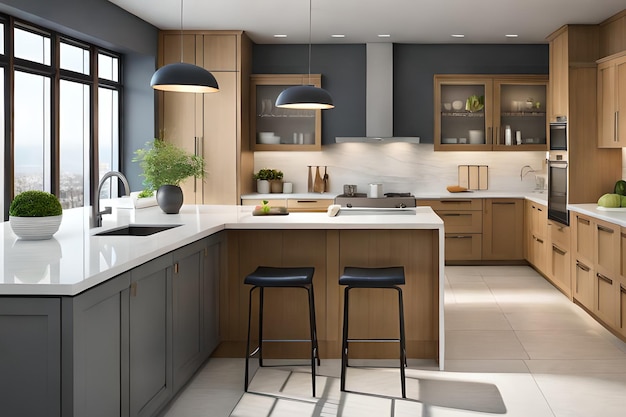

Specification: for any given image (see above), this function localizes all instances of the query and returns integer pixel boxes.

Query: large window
[1,17,122,215]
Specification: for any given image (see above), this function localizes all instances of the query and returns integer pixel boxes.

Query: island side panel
[215,228,439,360]
[338,229,439,359]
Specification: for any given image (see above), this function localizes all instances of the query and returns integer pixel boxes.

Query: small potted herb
[9,190,63,240]
[253,168,284,194]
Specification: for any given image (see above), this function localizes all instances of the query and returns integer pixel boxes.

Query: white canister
[369,183,383,198]
[282,182,293,194]
[504,125,512,146]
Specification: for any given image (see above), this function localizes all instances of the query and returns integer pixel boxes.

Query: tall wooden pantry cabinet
[156,30,253,204]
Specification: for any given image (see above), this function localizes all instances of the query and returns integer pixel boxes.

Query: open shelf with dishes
[251,74,322,151]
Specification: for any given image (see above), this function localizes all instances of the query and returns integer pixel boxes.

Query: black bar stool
[339,266,407,398]
[244,266,320,397]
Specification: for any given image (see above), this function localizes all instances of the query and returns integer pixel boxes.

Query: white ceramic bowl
[443,102,452,111]
[258,135,281,144]
[452,100,464,111]
[258,132,275,139]
[442,137,457,144]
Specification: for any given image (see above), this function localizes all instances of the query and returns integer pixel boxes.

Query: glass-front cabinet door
[434,74,548,151]
[250,74,322,151]
[435,76,493,151]
[493,78,547,151]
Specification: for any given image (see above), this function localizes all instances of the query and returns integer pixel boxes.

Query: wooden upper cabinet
[250,74,322,151]
[202,34,238,71]
[434,74,547,151]
[597,53,626,148]
[549,29,569,121]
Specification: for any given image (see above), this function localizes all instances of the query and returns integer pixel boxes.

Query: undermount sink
[95,224,181,236]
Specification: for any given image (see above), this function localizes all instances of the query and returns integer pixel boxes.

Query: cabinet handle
[597,225,615,234]
[447,235,472,239]
[536,237,544,244]
[174,262,179,274]
[596,273,613,285]
[621,232,626,239]
[441,213,463,217]
[576,261,590,272]
[295,200,320,203]
[493,201,515,205]
[130,282,137,297]
[578,217,590,225]
[552,245,567,256]
[621,284,626,295]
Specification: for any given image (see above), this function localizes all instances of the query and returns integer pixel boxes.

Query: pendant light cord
[179,0,184,62]
[307,0,312,85]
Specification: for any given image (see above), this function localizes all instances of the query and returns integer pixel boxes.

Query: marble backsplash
[254,143,548,195]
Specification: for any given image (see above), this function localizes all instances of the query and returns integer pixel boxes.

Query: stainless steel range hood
[335,43,420,144]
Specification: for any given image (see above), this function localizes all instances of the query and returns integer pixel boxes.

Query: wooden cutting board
[313,166,325,193]
[458,165,488,190]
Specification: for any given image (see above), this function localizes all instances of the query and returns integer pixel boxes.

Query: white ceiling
[108,0,625,45]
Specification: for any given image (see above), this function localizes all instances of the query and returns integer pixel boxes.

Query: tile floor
[159,266,626,417]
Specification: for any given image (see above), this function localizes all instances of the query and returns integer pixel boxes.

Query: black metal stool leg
[396,286,407,398]
[258,287,264,367]
[244,286,256,392]
[308,284,321,366]
[340,286,351,392]
[306,285,317,397]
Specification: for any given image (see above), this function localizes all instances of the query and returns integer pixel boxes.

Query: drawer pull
[441,213,466,217]
[441,200,472,204]
[621,233,626,239]
[295,200,319,203]
[621,285,626,295]
[536,237,544,244]
[597,225,615,234]
[552,245,566,256]
[578,218,590,225]
[447,235,472,239]
[596,273,612,285]
[130,282,137,297]
[494,201,515,205]
[576,261,590,272]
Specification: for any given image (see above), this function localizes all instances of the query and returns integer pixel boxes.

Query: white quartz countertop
[568,203,626,227]
[242,190,548,204]
[1,204,443,296]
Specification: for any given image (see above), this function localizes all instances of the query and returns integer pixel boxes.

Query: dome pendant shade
[151,62,219,93]
[275,85,334,109]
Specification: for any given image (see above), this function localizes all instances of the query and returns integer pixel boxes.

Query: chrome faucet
[520,165,536,181]
[92,171,130,228]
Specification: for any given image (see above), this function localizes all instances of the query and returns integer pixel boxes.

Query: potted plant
[133,138,205,214]
[9,190,63,240]
[253,168,284,194]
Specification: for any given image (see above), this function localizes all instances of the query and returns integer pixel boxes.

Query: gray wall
[0,0,158,191]
[253,43,549,144]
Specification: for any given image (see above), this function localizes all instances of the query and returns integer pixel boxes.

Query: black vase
[156,185,183,214]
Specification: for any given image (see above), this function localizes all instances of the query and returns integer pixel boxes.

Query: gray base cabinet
[0,233,223,417]
[128,255,173,417]
[0,298,61,417]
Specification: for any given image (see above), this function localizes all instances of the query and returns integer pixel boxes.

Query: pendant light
[151,0,219,93]
[275,0,334,109]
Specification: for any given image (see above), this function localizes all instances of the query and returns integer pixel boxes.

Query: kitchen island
[0,204,444,417]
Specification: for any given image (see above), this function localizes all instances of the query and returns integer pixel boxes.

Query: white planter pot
[9,215,62,240]
[256,180,270,194]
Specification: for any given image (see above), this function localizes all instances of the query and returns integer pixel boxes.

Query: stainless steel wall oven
[548,152,568,225]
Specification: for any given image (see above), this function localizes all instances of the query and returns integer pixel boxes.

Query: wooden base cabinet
[418,199,483,262]
[525,200,548,274]
[547,220,572,297]
[573,260,595,310]
[483,199,524,260]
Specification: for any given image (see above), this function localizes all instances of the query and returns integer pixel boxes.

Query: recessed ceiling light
[331,34,345,38]
[505,34,519,38]
[378,34,391,38]
[451,34,465,38]
[273,34,287,38]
